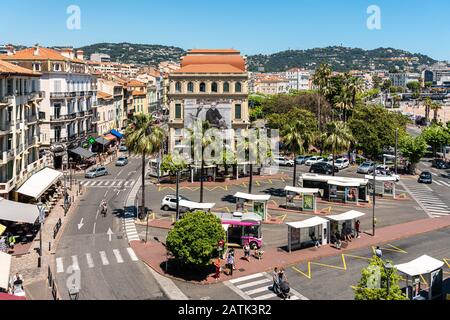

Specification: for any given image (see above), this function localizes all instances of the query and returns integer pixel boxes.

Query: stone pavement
[10,182,86,300]
[131,215,450,285]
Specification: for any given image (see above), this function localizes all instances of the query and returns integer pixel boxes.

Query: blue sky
[1,0,450,60]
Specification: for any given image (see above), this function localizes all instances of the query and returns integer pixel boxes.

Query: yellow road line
[443,258,450,268]
[292,264,312,279]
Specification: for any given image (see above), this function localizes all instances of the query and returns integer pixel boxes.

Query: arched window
[175,82,181,92]
[235,82,242,93]
[187,82,194,92]
[199,82,206,92]
[211,82,218,93]
[223,82,230,92]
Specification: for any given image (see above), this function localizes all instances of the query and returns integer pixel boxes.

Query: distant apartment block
[90,53,111,63]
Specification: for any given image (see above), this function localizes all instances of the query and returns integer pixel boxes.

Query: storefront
[286,217,329,252]
[233,192,271,221]
[284,186,319,212]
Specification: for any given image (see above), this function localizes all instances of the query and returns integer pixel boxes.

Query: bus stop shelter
[284,186,319,212]
[233,192,271,221]
[178,200,216,213]
[395,255,445,300]
[365,175,397,198]
[286,217,329,252]
[326,210,366,240]
[327,180,361,205]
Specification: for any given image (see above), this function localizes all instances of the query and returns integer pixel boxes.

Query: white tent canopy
[0,251,12,290]
[0,197,39,224]
[326,210,366,221]
[17,167,62,199]
[234,192,271,201]
[395,255,444,277]
[178,200,215,210]
[328,180,361,187]
[284,186,319,194]
[364,175,397,182]
[286,217,329,229]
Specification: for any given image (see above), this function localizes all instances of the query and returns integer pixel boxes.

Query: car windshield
[118,157,126,161]
[362,163,372,167]
[421,172,431,178]
[336,160,343,163]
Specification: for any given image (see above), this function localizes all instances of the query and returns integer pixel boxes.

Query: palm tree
[186,121,212,203]
[424,97,432,122]
[334,91,352,122]
[282,120,313,186]
[323,122,354,176]
[430,101,442,123]
[125,114,165,220]
[236,129,258,194]
[312,64,332,129]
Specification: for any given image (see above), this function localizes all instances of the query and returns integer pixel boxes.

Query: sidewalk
[10,183,85,300]
[131,215,450,285]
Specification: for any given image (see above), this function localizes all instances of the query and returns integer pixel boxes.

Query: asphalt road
[54,154,165,300]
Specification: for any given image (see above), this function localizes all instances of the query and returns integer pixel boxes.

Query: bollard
[49,241,51,252]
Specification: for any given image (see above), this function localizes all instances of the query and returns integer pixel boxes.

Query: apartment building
[95,92,116,135]
[87,61,139,78]
[253,76,290,95]
[284,68,312,91]
[167,48,250,152]
[0,45,97,169]
[136,67,163,113]
[126,80,148,116]
[97,78,125,129]
[388,72,421,88]
[0,60,45,199]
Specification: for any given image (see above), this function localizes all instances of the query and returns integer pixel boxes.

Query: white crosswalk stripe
[123,218,140,242]
[80,179,134,189]
[401,182,450,218]
[55,248,139,272]
[225,272,308,300]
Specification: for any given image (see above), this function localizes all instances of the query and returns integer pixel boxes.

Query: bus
[214,212,263,249]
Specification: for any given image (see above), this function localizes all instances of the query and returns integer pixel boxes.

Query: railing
[76,111,85,118]
[50,92,74,99]
[50,137,68,144]
[0,95,13,104]
[0,122,10,132]
[28,91,45,101]
[53,218,62,239]
[50,114,77,121]
[47,266,60,300]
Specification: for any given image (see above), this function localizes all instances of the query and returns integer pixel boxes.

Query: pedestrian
[226,252,235,276]
[355,220,361,238]
[214,258,221,279]
[0,237,7,253]
[375,246,383,258]
[243,243,251,261]
[217,239,225,260]
[272,267,279,292]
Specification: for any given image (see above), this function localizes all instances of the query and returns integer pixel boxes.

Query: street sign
[88,136,96,145]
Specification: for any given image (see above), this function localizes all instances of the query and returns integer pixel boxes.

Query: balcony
[0,95,13,106]
[50,137,68,144]
[0,177,15,193]
[25,114,38,124]
[28,91,45,101]
[50,114,77,122]
[0,122,10,135]
[50,92,76,99]
[0,150,14,164]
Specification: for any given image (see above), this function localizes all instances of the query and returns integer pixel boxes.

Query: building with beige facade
[0,60,46,199]
[167,49,249,152]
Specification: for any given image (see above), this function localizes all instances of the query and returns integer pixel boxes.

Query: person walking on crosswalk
[375,246,383,258]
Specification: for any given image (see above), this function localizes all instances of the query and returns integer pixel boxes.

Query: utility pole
[394,128,398,175]
[175,170,180,221]
[372,164,376,237]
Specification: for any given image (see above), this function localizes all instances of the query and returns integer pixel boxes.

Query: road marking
[86,253,94,268]
[71,255,80,271]
[440,181,450,187]
[99,251,109,265]
[254,293,277,300]
[245,286,270,295]
[56,257,64,273]
[113,249,124,263]
[126,248,139,261]
[434,180,443,186]
[236,278,271,290]
[229,273,265,284]
[92,222,96,234]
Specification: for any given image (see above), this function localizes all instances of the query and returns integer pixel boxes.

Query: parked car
[329,158,350,170]
[119,145,128,152]
[85,166,108,179]
[305,156,325,166]
[357,162,375,174]
[295,155,311,165]
[309,162,338,175]
[374,166,401,181]
[273,156,294,167]
[418,171,433,184]
[161,195,190,211]
[115,156,128,166]
[432,158,449,169]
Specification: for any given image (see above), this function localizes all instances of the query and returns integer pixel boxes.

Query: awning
[395,255,444,277]
[286,217,329,229]
[0,198,39,224]
[95,136,110,145]
[284,186,320,194]
[104,134,117,141]
[364,175,397,182]
[17,167,62,199]
[0,293,26,300]
[0,252,12,290]
[234,192,271,201]
[326,210,366,221]
[69,147,95,159]
[179,200,216,210]
[110,129,124,139]
[0,224,6,236]
[328,180,361,187]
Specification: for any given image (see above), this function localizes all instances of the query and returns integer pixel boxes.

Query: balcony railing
[50,92,75,99]
[50,137,68,144]
[0,122,10,133]
[28,91,45,101]
[76,111,85,118]
[0,95,13,105]
[50,114,77,122]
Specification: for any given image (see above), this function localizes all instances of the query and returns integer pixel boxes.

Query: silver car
[357,162,375,174]
[85,166,108,178]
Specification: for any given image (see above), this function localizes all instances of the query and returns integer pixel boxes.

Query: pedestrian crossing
[80,179,134,188]
[225,272,308,300]
[403,183,450,218]
[123,218,140,242]
[433,179,450,188]
[55,247,139,273]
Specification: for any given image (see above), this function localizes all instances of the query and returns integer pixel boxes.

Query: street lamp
[394,128,399,175]
[384,262,394,297]
[36,200,45,268]
[372,162,376,236]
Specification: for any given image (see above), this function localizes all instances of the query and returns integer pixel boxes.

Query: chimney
[76,49,84,61]
[33,44,40,56]
[6,44,15,56]
[60,47,74,59]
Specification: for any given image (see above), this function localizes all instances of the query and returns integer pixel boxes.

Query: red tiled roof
[173,64,245,74]
[0,47,76,62]
[0,60,41,76]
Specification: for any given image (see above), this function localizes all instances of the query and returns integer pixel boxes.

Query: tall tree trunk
[249,163,253,194]
[332,149,336,177]
[293,152,297,187]
[200,154,204,203]
[141,152,146,220]
[318,90,321,130]
[175,170,180,221]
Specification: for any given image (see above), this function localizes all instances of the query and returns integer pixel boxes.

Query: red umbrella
[0,293,26,300]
